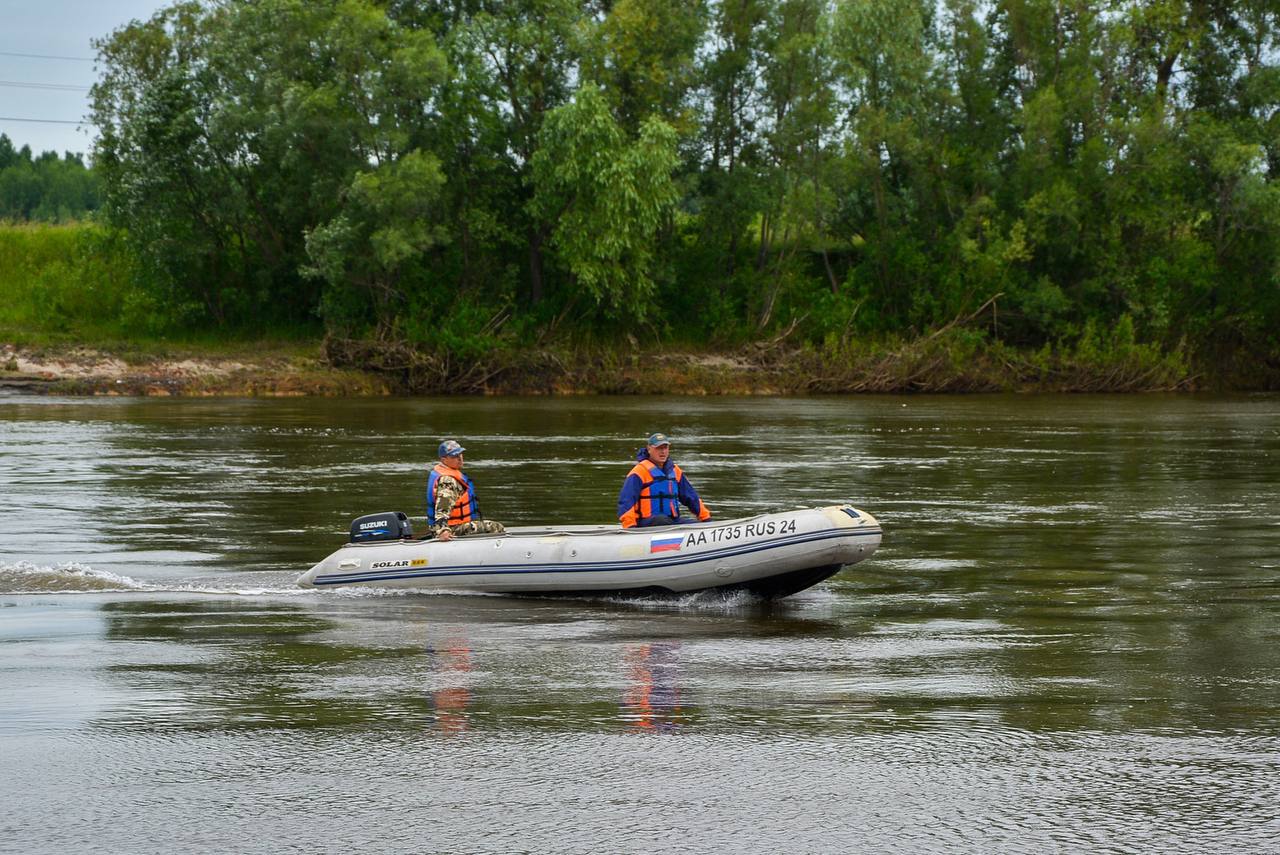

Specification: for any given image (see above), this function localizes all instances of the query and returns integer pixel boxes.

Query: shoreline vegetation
[0,336,1204,396]
[4,0,1279,395]
[0,221,1269,394]
[3,218,1273,396]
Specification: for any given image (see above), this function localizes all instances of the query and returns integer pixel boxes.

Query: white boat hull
[298,505,882,599]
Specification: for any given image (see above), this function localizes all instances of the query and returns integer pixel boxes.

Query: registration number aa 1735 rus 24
[685,518,797,547]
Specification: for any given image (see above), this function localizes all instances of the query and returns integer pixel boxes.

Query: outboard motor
[349,511,413,543]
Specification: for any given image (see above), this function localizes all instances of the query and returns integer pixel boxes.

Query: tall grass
[0,222,137,345]
[0,222,320,352]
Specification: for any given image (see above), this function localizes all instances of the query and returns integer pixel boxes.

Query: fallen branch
[926,292,1004,342]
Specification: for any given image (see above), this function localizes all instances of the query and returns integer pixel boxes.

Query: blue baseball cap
[438,439,466,458]
[645,432,670,447]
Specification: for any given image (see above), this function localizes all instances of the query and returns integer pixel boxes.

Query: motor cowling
[349,511,413,543]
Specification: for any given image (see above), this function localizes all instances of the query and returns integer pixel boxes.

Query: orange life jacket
[426,462,478,526]
[629,459,684,524]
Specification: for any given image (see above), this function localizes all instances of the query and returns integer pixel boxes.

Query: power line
[0,116,92,125]
[0,50,94,62]
[0,80,91,92]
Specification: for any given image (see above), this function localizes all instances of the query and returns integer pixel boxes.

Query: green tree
[0,136,98,222]
[91,0,448,328]
[828,0,936,327]
[691,0,769,287]
[305,149,449,334]
[0,134,17,170]
[529,84,680,316]
[585,0,705,134]
[447,0,586,305]
[759,0,839,309]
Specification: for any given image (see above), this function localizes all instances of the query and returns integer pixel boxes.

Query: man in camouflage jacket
[427,440,506,542]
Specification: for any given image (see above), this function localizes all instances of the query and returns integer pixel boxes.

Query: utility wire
[0,80,91,91]
[0,50,94,62]
[0,116,92,125]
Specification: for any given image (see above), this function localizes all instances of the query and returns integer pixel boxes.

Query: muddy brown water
[2,394,1278,853]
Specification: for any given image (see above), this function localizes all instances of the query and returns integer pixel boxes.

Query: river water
[2,394,1278,853]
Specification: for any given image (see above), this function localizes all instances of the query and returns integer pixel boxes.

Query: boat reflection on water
[621,642,683,732]
[425,637,473,734]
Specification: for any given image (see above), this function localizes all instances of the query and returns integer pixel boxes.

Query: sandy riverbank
[0,343,775,396]
[1,336,1214,396]
[0,344,389,396]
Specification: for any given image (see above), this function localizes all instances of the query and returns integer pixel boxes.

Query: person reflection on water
[426,637,473,734]
[426,440,506,542]
[622,641,683,732]
[617,432,711,528]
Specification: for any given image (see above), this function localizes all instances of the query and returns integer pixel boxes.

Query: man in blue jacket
[617,433,712,528]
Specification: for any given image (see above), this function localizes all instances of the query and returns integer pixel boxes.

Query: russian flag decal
[650,536,683,553]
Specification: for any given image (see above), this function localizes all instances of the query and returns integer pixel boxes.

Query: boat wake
[0,561,306,597]
[0,561,150,593]
[598,582,842,612]
[603,587,767,610]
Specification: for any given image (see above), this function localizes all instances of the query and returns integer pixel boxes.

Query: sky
[1,0,169,158]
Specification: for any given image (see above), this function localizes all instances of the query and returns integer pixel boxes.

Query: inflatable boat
[298,505,881,599]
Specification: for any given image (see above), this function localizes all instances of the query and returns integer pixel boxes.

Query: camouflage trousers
[447,519,506,537]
